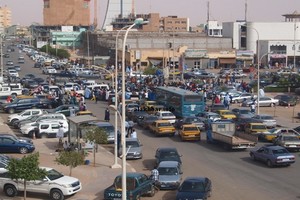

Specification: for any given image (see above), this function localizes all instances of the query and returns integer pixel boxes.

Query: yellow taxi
[76,110,95,116]
[178,124,201,141]
[217,110,237,119]
[245,123,268,135]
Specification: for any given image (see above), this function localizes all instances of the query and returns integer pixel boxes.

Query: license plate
[188,135,195,137]
[113,198,122,200]
[289,145,297,147]
[282,159,290,162]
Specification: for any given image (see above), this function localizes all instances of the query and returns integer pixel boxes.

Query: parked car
[1,98,44,114]
[156,161,182,190]
[249,145,295,167]
[209,103,227,113]
[274,95,298,106]
[231,93,254,103]
[176,177,212,200]
[7,109,47,125]
[252,114,277,128]
[155,147,182,167]
[241,97,279,107]
[235,117,263,131]
[0,167,82,200]
[47,104,80,117]
[0,134,35,154]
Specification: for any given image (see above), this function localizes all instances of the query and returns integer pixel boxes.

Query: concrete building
[0,5,11,30]
[102,0,133,30]
[207,21,222,37]
[160,16,189,32]
[43,0,91,26]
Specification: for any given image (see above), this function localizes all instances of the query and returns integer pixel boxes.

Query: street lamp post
[111,26,130,169]
[293,22,298,69]
[121,18,148,200]
[0,35,3,81]
[246,25,260,114]
[257,52,273,114]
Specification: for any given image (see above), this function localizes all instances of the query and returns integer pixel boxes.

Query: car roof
[155,120,172,123]
[158,161,180,168]
[182,124,198,127]
[263,145,286,150]
[183,177,207,182]
[157,147,178,152]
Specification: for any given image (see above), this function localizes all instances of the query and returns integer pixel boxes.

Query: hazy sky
[1,0,300,26]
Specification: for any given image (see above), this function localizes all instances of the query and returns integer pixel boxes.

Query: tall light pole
[293,21,298,69]
[111,26,130,169]
[121,18,148,200]
[0,35,3,82]
[258,52,273,114]
[246,25,260,113]
[87,30,90,66]
[172,28,175,81]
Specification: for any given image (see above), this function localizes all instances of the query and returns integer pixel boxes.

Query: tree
[55,151,85,176]
[6,153,47,200]
[84,127,108,167]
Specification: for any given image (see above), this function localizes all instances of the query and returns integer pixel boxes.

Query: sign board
[37,41,48,49]
[61,26,73,32]
[135,50,141,60]
[184,49,207,58]
[236,50,254,57]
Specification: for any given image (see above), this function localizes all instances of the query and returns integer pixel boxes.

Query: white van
[19,113,67,129]
[7,109,47,125]
[87,84,109,91]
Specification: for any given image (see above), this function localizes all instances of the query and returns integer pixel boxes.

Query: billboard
[61,26,73,32]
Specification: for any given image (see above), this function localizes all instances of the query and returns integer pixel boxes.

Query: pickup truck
[104,173,155,200]
[149,120,176,136]
[211,122,257,150]
[0,86,22,97]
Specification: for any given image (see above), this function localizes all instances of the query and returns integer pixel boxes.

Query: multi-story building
[160,16,189,32]
[0,6,11,29]
[43,0,91,26]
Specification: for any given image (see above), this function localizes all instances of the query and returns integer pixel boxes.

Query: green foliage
[55,151,85,176]
[39,45,70,59]
[84,127,108,144]
[143,66,159,75]
[6,152,46,181]
[6,153,47,200]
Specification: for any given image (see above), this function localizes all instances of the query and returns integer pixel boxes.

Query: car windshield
[240,110,251,114]
[46,169,64,181]
[272,149,289,155]
[186,118,201,123]
[184,127,199,131]
[283,136,299,141]
[162,113,174,117]
[158,167,178,175]
[261,116,273,120]
[126,141,140,148]
[159,122,172,127]
[160,151,179,160]
[252,125,267,130]
[179,181,205,192]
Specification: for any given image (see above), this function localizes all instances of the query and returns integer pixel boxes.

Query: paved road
[2,45,300,200]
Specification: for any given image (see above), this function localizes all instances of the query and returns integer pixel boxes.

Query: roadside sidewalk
[0,117,135,200]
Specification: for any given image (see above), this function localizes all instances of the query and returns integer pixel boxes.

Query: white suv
[7,109,47,125]
[0,167,81,200]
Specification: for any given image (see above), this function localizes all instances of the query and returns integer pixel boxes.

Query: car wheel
[267,160,273,168]
[148,185,155,197]
[136,194,141,200]
[270,103,275,107]
[208,189,212,197]
[10,119,18,125]
[250,153,256,161]
[4,184,17,197]
[40,133,49,139]
[8,108,15,114]
[19,147,28,154]
[50,189,64,200]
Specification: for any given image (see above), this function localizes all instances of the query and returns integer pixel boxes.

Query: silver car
[156,161,182,190]
[252,114,277,128]
[242,96,279,107]
[120,138,143,159]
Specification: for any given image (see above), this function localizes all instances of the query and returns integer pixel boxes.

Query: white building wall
[247,22,300,53]
[223,22,244,49]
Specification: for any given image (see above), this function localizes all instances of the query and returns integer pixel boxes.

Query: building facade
[0,6,11,29]
[43,0,91,26]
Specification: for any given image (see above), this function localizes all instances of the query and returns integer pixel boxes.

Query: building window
[194,61,200,68]
[44,0,50,8]
[181,21,186,24]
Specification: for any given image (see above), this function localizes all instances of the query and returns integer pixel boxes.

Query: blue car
[176,177,212,200]
[0,134,35,154]
[249,145,295,167]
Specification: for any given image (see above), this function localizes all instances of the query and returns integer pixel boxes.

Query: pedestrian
[63,141,70,151]
[131,129,137,138]
[151,167,159,184]
[104,108,110,122]
[56,122,64,147]
[206,119,213,143]
[250,103,256,113]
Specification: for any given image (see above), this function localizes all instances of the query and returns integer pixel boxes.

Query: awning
[219,58,236,64]
[148,58,162,66]
[270,54,286,58]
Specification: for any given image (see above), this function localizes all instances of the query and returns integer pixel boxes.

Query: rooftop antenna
[207,0,210,23]
[131,0,135,16]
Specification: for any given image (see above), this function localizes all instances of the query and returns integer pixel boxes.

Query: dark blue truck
[104,172,156,200]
